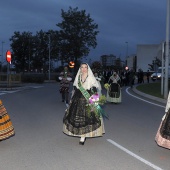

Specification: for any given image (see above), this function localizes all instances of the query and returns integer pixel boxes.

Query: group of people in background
[103,68,151,88]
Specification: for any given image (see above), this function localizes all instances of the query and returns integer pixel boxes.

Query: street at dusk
[0,83,169,170]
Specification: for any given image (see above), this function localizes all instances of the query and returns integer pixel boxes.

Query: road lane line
[126,88,165,108]
[0,86,43,96]
[107,139,163,170]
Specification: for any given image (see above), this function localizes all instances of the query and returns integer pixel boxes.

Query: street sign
[6,50,12,63]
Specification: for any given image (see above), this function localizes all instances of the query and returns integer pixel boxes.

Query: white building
[136,44,162,72]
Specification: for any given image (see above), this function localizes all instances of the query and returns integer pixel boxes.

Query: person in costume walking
[63,63,106,145]
[155,91,170,149]
[105,72,121,103]
[59,66,72,104]
[0,100,15,141]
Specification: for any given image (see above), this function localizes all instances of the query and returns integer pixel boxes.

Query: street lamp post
[46,33,51,81]
[125,42,128,59]
[1,41,5,72]
[164,0,170,98]
[29,38,31,72]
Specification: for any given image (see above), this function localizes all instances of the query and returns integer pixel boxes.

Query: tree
[10,31,33,72]
[91,61,102,72]
[57,7,99,68]
[10,30,60,73]
[148,57,162,71]
[32,30,48,72]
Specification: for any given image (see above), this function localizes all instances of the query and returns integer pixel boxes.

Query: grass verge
[136,82,164,99]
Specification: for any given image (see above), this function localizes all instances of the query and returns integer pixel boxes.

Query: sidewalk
[132,85,167,104]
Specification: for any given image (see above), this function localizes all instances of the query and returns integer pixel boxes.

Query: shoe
[79,137,86,145]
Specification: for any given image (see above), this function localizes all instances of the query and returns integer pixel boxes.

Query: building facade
[136,44,162,72]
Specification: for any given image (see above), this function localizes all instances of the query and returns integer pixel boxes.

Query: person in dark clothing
[58,66,72,104]
[146,70,150,83]
[129,69,135,88]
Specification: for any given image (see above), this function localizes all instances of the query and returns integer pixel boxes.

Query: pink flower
[89,94,99,104]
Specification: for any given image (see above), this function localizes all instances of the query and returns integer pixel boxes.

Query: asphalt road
[0,83,169,170]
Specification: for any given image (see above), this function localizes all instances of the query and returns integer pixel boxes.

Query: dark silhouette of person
[146,70,150,83]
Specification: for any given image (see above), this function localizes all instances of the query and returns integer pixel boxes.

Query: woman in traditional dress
[63,63,105,145]
[106,72,121,103]
[155,92,170,149]
[0,100,15,141]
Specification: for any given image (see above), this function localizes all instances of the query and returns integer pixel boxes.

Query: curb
[132,85,167,104]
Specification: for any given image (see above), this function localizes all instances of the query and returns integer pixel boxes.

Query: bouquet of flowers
[104,83,110,90]
[86,93,107,118]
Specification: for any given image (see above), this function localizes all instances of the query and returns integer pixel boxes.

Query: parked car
[151,66,170,81]
[150,72,161,81]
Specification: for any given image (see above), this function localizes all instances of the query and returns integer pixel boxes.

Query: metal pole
[161,42,165,95]
[48,34,51,81]
[1,41,5,72]
[125,42,128,59]
[29,38,30,72]
[164,0,170,99]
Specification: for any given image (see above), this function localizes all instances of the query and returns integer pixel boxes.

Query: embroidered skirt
[63,88,105,138]
[106,83,121,103]
[155,110,170,149]
[0,100,15,141]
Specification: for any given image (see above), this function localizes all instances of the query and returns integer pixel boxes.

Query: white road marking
[126,87,165,108]
[30,86,43,89]
[0,86,43,95]
[1,90,20,93]
[107,139,163,170]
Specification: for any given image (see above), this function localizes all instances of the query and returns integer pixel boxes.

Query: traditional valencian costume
[155,92,170,149]
[106,72,121,103]
[0,100,15,141]
[63,63,105,145]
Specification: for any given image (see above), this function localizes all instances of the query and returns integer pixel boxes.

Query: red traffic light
[6,50,12,63]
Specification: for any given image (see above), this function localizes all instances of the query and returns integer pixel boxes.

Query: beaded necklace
[81,74,88,83]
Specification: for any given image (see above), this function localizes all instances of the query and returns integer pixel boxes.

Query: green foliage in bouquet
[98,95,107,105]
[86,94,107,118]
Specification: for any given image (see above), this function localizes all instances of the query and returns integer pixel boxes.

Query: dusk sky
[0,0,167,63]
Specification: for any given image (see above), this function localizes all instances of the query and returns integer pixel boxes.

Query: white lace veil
[73,63,99,90]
